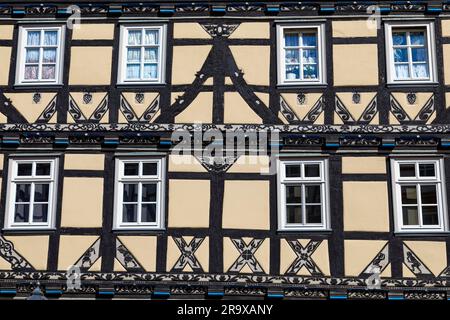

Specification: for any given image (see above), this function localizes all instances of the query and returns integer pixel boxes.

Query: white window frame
[385,21,437,84]
[391,158,448,233]
[277,159,330,231]
[15,25,65,86]
[277,23,326,86]
[117,25,167,85]
[113,157,165,230]
[4,158,58,230]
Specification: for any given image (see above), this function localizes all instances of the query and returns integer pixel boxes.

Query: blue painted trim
[108,9,122,14]
[427,7,442,13]
[54,139,69,145]
[2,140,20,145]
[153,291,170,297]
[98,291,115,296]
[12,9,25,15]
[211,7,226,12]
[325,143,339,148]
[320,7,335,13]
[45,290,62,295]
[441,142,450,147]
[381,143,395,148]
[266,7,280,13]
[103,140,119,145]
[207,291,224,297]
[159,9,175,14]
[0,289,16,295]
[159,141,172,146]
[388,295,404,301]
[379,7,391,13]
[267,293,284,299]
[329,295,347,300]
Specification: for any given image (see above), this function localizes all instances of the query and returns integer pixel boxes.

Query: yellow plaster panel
[57,236,98,270]
[72,23,115,40]
[69,47,112,85]
[344,240,387,276]
[254,238,270,273]
[4,236,49,270]
[280,239,330,275]
[230,46,270,86]
[280,93,323,120]
[168,154,206,173]
[223,237,269,273]
[172,46,212,84]
[442,20,450,37]
[229,22,270,39]
[227,155,270,174]
[0,47,11,85]
[168,179,210,228]
[61,178,103,228]
[0,256,11,270]
[391,92,433,120]
[336,92,377,120]
[121,92,159,118]
[224,92,262,124]
[343,182,390,232]
[0,154,4,170]
[342,156,387,174]
[222,180,270,230]
[69,92,108,123]
[175,92,213,123]
[167,236,209,272]
[173,23,211,39]
[443,44,450,85]
[333,44,378,86]
[64,154,105,170]
[118,236,157,272]
[0,25,13,40]
[332,20,378,38]
[114,258,127,272]
[404,241,447,276]
[4,92,57,123]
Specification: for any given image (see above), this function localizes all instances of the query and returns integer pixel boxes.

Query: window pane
[394,64,410,79]
[127,48,141,62]
[142,183,157,202]
[410,32,425,45]
[144,30,159,45]
[141,204,156,222]
[304,164,320,177]
[419,163,435,177]
[122,204,137,222]
[124,163,139,176]
[303,64,318,79]
[43,31,58,46]
[42,65,56,80]
[401,186,417,204]
[302,33,317,46]
[422,206,439,225]
[128,30,142,45]
[421,185,437,204]
[411,48,427,62]
[123,183,138,202]
[399,164,415,177]
[412,63,429,78]
[144,48,158,62]
[36,163,51,176]
[284,33,299,46]
[143,64,158,79]
[24,66,39,80]
[17,163,32,176]
[27,31,40,46]
[392,32,407,45]
[286,65,300,80]
[33,204,48,223]
[126,64,140,79]
[143,162,157,175]
[25,48,40,63]
[15,183,31,202]
[306,205,321,223]
[286,205,302,224]
[305,185,321,203]
[302,49,317,64]
[394,48,408,62]
[286,185,301,203]
[14,204,29,222]
[402,206,419,225]
[285,165,301,177]
[285,49,299,63]
[43,48,57,63]
[34,184,49,202]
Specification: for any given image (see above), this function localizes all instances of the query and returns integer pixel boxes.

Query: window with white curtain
[385,22,437,84]
[118,25,166,84]
[16,26,64,85]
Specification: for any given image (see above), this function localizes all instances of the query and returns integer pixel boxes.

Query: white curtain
[412,64,429,78]
[143,64,158,79]
[27,31,40,46]
[43,31,58,46]
[394,64,410,79]
[144,30,158,45]
[128,30,141,45]
[24,66,38,80]
[127,48,141,62]
[284,33,298,47]
[126,64,140,79]
[144,48,158,62]
[43,48,56,63]
[42,65,55,80]
[25,48,39,63]
[302,49,317,64]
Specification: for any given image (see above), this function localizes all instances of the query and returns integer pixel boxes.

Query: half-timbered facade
[0,0,449,300]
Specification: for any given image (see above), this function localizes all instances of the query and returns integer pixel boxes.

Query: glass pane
[285,65,300,80]
[143,162,157,175]
[410,32,425,45]
[304,164,320,177]
[126,64,140,79]
[36,163,51,176]
[128,30,142,45]
[394,64,410,79]
[400,164,415,177]
[286,205,302,224]
[144,30,159,45]
[422,206,439,225]
[15,183,31,202]
[122,204,137,223]
[24,66,39,80]
[123,183,138,202]
[286,185,301,204]
[401,186,417,204]
[306,205,321,223]
[25,48,40,63]
[43,31,58,46]
[285,49,299,63]
[402,206,419,225]
[43,48,57,63]
[419,163,435,177]
[127,48,141,62]
[17,163,32,176]
[412,63,429,79]
[302,49,317,64]
[284,33,299,46]
[302,33,317,46]
[42,65,56,80]
[285,165,301,177]
[411,48,427,62]
[124,163,139,176]
[421,185,437,204]
[14,204,29,223]
[33,204,48,223]
[392,32,407,45]
[141,204,156,222]
[144,48,158,62]
[27,31,41,46]
[305,185,321,203]
[143,64,158,79]
[34,184,49,202]
[303,64,318,79]
[142,183,157,202]
[394,48,408,62]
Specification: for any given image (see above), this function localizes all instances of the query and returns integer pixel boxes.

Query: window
[118,25,166,84]
[391,159,448,233]
[4,158,58,229]
[385,22,437,84]
[114,158,165,229]
[277,24,326,85]
[278,159,329,230]
[16,26,65,85]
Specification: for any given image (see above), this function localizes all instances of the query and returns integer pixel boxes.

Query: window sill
[2,228,56,234]
[385,82,439,89]
[13,83,63,90]
[277,228,332,234]
[112,227,165,233]
[394,231,450,237]
[116,82,166,89]
[277,83,327,89]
